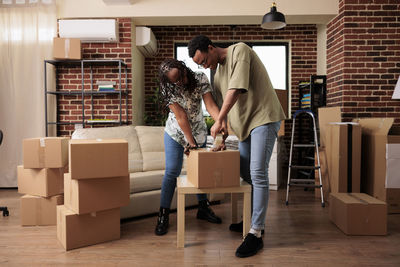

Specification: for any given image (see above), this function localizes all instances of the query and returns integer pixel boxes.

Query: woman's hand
[184,143,198,156]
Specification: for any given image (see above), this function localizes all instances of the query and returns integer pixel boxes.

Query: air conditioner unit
[59,19,119,43]
[136,27,158,57]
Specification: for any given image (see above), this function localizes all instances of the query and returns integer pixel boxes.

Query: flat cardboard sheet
[386,143,400,188]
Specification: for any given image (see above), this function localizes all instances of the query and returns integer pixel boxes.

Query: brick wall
[144,25,318,127]
[327,0,400,124]
[56,18,132,136]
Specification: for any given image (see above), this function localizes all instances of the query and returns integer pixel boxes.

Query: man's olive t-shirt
[214,42,286,141]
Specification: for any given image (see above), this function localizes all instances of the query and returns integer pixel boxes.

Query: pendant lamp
[261,2,286,30]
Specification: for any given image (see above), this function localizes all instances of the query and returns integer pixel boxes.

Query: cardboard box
[329,193,387,235]
[64,173,130,214]
[17,165,64,197]
[23,137,69,168]
[20,194,63,226]
[53,37,81,60]
[57,205,120,251]
[69,139,128,179]
[187,149,240,188]
[354,118,400,213]
[326,123,361,194]
[275,89,288,119]
[318,106,342,147]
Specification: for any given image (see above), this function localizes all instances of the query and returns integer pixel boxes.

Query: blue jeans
[160,132,207,209]
[239,121,281,231]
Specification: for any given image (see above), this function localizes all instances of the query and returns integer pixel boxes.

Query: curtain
[0,1,56,187]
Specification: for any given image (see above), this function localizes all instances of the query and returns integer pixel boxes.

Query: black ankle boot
[155,207,170,236]
[197,200,222,224]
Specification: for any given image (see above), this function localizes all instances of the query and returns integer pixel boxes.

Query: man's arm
[210,89,241,138]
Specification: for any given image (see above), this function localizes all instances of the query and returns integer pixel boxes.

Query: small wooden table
[176,175,252,248]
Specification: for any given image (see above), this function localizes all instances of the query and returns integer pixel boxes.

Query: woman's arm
[169,102,197,147]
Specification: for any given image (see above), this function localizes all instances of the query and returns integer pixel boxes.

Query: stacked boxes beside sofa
[18,137,69,226]
[57,139,130,251]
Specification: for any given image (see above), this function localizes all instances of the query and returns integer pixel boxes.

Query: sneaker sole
[235,243,264,258]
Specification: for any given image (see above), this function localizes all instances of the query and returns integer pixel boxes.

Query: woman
[155,58,226,236]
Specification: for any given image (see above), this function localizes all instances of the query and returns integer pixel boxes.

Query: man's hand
[212,140,226,152]
[210,120,228,139]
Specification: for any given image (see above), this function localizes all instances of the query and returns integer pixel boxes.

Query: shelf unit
[44,59,129,136]
[295,75,327,182]
[298,75,327,115]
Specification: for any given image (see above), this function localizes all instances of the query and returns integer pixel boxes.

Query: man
[188,35,286,258]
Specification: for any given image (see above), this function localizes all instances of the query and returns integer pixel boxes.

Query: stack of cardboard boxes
[57,139,130,250]
[18,137,69,226]
[317,107,400,236]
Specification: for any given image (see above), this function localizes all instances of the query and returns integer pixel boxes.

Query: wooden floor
[1,188,400,266]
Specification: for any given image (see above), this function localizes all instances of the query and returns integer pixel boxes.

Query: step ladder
[285,109,325,207]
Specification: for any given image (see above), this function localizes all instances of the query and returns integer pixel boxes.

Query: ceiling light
[261,2,286,30]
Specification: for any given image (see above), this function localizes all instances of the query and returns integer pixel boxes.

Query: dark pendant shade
[261,3,286,30]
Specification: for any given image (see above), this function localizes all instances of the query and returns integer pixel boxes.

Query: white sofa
[71,125,223,219]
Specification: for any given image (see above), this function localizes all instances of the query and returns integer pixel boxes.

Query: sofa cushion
[129,170,164,193]
[135,126,165,172]
[71,126,143,172]
[129,169,187,194]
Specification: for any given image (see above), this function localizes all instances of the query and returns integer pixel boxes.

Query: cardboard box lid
[70,139,128,145]
[354,118,394,136]
[330,192,386,205]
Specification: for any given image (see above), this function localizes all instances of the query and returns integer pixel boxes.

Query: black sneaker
[197,200,222,224]
[235,233,263,258]
[229,221,264,235]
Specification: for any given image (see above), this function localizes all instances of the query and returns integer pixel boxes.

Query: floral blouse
[165,72,212,147]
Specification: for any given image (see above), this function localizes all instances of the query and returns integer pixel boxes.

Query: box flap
[350,193,386,205]
[354,118,394,136]
[330,192,361,204]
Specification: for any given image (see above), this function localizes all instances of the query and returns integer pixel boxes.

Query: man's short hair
[188,35,214,58]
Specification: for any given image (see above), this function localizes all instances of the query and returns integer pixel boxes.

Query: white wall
[56,0,338,25]
[131,22,145,125]
[317,24,327,75]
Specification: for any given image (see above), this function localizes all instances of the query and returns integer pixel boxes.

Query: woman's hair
[158,58,198,105]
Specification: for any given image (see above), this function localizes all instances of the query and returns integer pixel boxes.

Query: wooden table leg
[242,191,251,238]
[177,191,185,248]
[231,193,239,223]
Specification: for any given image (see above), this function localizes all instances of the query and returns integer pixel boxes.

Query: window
[175,42,289,115]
